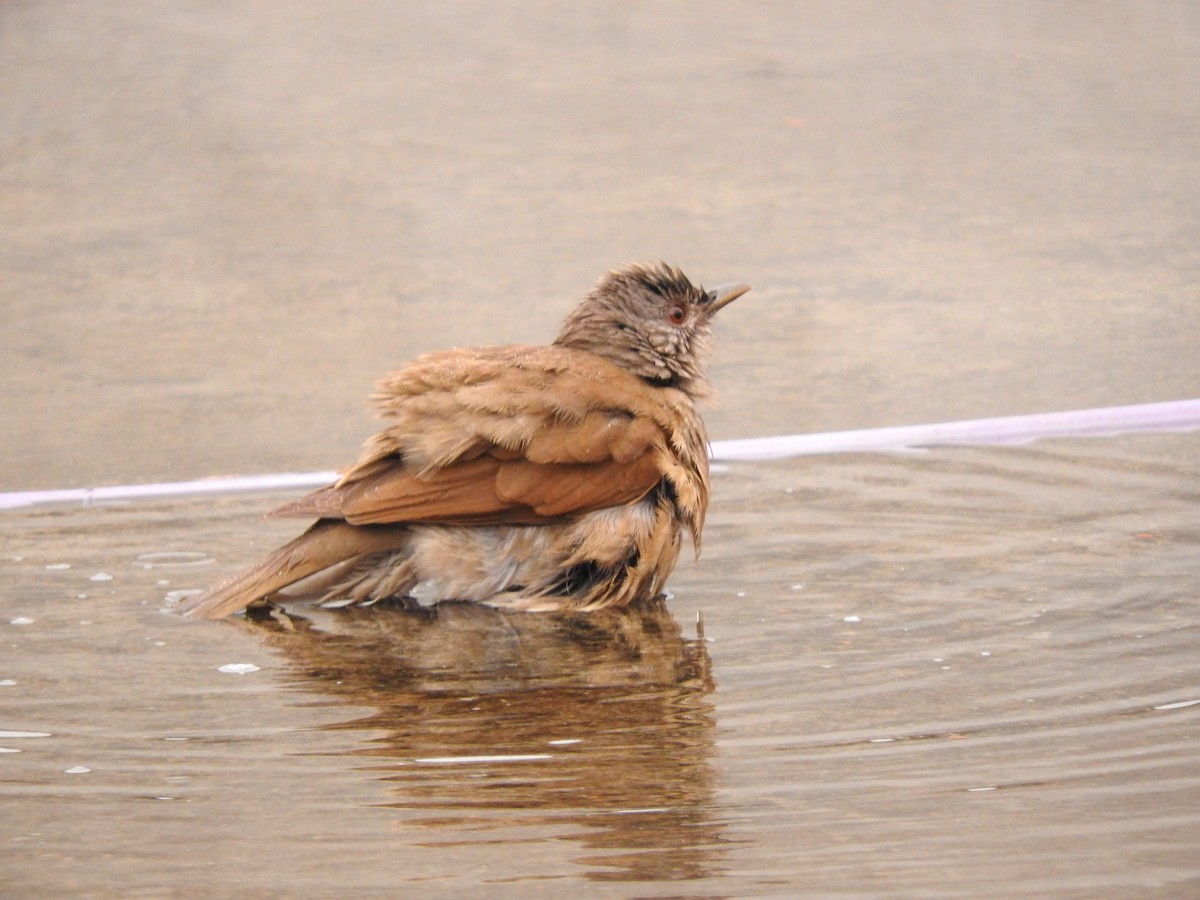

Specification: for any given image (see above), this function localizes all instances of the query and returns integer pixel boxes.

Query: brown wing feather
[272,456,504,524]
[337,456,517,525]
[521,410,661,465]
[494,454,662,518]
[272,449,663,527]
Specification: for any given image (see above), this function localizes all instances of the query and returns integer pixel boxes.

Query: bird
[177,262,749,619]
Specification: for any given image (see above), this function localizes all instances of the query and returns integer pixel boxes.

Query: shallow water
[3,436,1198,895]
[4,2,1200,896]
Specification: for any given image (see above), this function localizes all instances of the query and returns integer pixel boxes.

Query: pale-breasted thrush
[180,262,748,618]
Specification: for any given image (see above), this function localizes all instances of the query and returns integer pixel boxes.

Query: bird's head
[554,262,749,399]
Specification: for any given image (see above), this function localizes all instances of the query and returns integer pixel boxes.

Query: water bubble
[135,552,215,569]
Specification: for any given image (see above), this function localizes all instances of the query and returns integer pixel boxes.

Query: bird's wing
[272,450,663,526]
[270,347,673,527]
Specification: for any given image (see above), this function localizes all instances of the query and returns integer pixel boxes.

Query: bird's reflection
[242,596,726,882]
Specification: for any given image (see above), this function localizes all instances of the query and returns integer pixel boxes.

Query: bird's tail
[177,520,410,619]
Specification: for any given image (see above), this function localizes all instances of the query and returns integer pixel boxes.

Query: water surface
[3,436,1198,895]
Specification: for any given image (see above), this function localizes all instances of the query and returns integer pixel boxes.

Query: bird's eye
[666,305,688,325]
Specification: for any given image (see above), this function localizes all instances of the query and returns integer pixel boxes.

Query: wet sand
[3,3,1199,896]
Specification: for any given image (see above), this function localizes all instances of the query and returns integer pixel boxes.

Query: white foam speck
[411,754,552,765]
[164,589,202,608]
[218,663,261,675]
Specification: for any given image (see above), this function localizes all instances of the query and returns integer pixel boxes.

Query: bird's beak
[706,282,751,313]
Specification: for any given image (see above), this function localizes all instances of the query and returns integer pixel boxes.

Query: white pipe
[0,471,338,512]
[708,398,1200,461]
